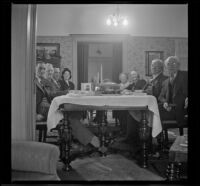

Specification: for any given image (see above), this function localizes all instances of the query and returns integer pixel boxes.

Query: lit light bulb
[106,18,111,26]
[114,21,118,26]
[122,19,128,26]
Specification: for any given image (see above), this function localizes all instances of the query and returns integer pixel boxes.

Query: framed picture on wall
[36,43,61,67]
[145,51,164,76]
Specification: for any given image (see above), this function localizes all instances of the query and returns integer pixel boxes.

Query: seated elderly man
[52,67,61,89]
[145,59,168,100]
[115,63,168,155]
[158,56,188,134]
[35,62,100,149]
[125,70,146,91]
[41,63,68,101]
[114,71,147,153]
[144,59,168,155]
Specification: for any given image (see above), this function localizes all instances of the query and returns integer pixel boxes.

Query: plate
[180,143,188,147]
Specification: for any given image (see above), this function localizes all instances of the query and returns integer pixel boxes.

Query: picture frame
[81,83,92,91]
[145,51,164,76]
[36,43,61,67]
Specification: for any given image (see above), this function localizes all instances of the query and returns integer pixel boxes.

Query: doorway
[77,41,122,89]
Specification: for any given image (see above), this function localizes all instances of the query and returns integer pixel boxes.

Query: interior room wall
[37,35,188,84]
[37,36,73,71]
[37,4,188,38]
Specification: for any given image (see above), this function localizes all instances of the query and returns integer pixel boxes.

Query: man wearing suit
[158,56,188,131]
[35,63,51,121]
[115,62,168,156]
[41,64,68,101]
[35,63,100,148]
[146,59,168,100]
[143,59,168,155]
[52,67,61,90]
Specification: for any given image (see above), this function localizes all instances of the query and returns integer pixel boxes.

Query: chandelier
[106,6,128,27]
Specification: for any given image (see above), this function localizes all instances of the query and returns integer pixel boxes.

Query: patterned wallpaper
[37,35,187,80]
[127,36,176,79]
[37,36,73,72]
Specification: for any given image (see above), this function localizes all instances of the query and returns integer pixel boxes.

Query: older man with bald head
[158,56,188,132]
[147,59,168,100]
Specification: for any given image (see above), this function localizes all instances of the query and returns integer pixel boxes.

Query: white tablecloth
[47,94,162,137]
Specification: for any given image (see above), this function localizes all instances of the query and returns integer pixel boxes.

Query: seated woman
[59,68,75,91]
[125,70,146,91]
[113,72,130,134]
[119,72,130,91]
[35,63,100,149]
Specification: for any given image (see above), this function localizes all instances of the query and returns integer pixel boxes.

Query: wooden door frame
[71,34,128,89]
[11,4,37,140]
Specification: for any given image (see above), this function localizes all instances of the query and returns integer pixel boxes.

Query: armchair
[12,140,60,181]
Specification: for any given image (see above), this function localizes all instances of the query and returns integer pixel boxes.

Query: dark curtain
[112,42,122,83]
[77,42,89,90]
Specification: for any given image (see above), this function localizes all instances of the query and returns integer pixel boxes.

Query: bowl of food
[134,89,144,93]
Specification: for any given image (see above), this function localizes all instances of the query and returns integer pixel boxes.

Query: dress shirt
[170,72,177,84]
[151,72,162,82]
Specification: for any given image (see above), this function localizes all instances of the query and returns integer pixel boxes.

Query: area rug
[57,154,164,181]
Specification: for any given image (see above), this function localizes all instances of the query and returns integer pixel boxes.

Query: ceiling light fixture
[106,5,128,27]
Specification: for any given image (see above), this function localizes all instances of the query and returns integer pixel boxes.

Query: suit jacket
[41,78,68,101]
[158,70,188,126]
[126,79,146,91]
[35,78,51,115]
[151,73,168,101]
[59,79,75,91]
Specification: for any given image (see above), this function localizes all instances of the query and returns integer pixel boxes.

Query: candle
[97,72,99,84]
[100,64,103,83]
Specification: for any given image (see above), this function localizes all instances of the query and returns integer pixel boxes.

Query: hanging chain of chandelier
[106,6,128,27]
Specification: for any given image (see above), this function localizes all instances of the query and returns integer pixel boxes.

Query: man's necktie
[170,74,175,84]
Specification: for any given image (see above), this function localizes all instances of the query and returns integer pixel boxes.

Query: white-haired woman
[119,72,130,91]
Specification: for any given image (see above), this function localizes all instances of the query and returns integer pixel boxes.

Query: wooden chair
[36,121,59,144]
[36,121,47,142]
[161,105,188,149]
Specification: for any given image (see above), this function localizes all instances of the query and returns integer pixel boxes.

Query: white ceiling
[36,4,188,37]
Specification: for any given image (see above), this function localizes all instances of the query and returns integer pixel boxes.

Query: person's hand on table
[163,102,172,112]
[184,97,188,109]
[121,89,132,95]
[36,114,44,121]
[144,85,153,95]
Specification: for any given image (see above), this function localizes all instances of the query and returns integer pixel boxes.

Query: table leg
[98,110,107,157]
[166,162,182,181]
[59,111,72,171]
[139,109,150,168]
[166,162,176,181]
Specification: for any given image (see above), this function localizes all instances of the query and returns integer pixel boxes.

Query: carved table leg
[166,162,182,181]
[139,109,150,168]
[59,111,72,171]
[98,110,107,157]
[166,162,176,181]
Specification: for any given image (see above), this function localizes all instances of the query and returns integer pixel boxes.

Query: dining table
[47,92,162,170]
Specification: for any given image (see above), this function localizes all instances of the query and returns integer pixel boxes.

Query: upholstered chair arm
[12,140,59,175]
